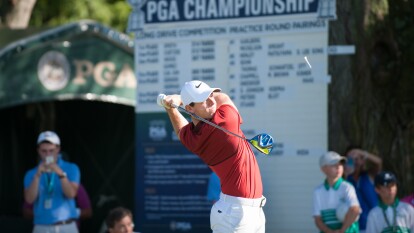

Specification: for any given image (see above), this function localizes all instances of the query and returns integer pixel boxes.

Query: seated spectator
[105,207,138,233]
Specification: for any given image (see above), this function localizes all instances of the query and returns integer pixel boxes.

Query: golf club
[157,94,274,155]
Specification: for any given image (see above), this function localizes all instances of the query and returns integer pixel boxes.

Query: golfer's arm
[166,108,188,140]
[214,92,237,110]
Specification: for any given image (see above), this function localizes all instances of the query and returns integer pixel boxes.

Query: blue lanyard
[45,172,56,196]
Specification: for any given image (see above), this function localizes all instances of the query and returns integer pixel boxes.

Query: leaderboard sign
[132,0,328,232]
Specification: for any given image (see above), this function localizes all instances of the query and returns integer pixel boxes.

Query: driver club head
[258,133,273,148]
[249,133,274,155]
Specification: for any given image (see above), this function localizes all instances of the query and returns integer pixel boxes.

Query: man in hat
[24,131,81,233]
[313,151,361,233]
[366,171,414,233]
[161,80,266,233]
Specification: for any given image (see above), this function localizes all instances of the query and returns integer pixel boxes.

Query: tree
[0,0,131,32]
[0,0,37,28]
[329,0,414,196]
[29,0,131,32]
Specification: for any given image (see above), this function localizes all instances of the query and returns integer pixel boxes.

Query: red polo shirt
[180,104,263,198]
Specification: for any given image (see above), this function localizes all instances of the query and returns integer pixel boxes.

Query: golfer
[161,80,266,233]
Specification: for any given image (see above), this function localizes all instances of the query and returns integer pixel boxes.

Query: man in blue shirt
[206,172,221,204]
[345,147,382,233]
[24,131,81,233]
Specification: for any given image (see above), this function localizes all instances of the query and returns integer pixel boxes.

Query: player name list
[136,19,328,110]
[137,38,325,106]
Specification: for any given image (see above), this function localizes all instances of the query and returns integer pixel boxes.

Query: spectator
[23,131,80,233]
[345,147,382,232]
[105,207,138,233]
[313,151,361,233]
[161,80,266,232]
[366,171,414,233]
[401,191,414,208]
[206,172,221,204]
[23,183,92,229]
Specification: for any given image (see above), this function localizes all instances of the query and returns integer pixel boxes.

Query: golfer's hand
[163,94,181,109]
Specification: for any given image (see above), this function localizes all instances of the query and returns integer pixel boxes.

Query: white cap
[319,151,347,167]
[180,80,221,106]
[37,131,60,145]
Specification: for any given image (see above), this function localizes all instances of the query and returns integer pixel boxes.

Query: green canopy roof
[0,20,136,109]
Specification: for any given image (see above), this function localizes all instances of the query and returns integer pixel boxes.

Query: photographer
[23,131,80,233]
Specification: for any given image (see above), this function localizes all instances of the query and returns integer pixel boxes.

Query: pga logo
[37,51,70,91]
[149,120,167,141]
[169,221,192,231]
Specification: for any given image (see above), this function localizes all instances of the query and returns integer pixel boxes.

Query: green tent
[0,20,136,233]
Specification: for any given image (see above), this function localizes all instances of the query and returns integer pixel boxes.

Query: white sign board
[131,0,332,232]
[135,20,328,158]
[328,45,356,55]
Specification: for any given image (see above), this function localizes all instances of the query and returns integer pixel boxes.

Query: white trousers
[210,193,266,233]
[33,222,78,233]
